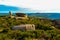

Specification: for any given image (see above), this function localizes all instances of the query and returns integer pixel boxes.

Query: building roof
[16,13,26,17]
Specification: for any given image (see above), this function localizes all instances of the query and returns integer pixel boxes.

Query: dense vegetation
[0,16,60,40]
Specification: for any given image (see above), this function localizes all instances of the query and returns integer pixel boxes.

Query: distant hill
[0,5,38,13]
[27,13,60,20]
[0,5,20,11]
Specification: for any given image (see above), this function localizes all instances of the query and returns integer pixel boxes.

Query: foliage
[0,16,60,40]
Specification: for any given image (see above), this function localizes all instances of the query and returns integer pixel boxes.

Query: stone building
[15,13,28,19]
[12,24,35,31]
[9,11,28,19]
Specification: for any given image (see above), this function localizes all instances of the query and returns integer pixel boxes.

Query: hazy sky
[0,0,60,13]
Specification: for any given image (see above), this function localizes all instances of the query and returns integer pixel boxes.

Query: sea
[0,13,60,20]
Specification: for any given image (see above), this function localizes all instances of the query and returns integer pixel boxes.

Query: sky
[0,0,60,13]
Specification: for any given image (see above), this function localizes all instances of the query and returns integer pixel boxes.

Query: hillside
[0,16,60,40]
